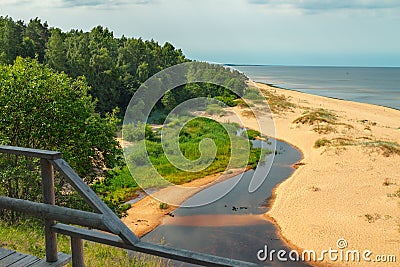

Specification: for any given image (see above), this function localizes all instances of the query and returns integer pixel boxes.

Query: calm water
[142,140,310,266]
[232,65,400,110]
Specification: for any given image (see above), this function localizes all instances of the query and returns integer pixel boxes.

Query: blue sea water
[231,65,400,110]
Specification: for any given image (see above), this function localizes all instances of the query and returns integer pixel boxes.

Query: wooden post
[71,237,85,267]
[41,158,58,262]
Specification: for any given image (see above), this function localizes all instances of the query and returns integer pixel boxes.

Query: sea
[230,65,400,111]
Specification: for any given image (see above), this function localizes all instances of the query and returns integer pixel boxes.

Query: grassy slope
[0,220,168,267]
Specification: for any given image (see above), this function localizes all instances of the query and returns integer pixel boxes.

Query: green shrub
[241,129,261,140]
[263,89,296,113]
[205,104,226,116]
[123,122,155,142]
[244,87,264,101]
[314,138,331,148]
[91,166,139,217]
[293,108,337,125]
[214,95,237,107]
[159,203,169,210]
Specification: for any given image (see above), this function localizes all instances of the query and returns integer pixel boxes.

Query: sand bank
[237,83,400,266]
[122,167,247,237]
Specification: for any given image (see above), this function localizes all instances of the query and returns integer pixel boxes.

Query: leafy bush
[205,104,226,116]
[92,166,139,217]
[0,57,121,221]
[244,87,264,101]
[241,129,261,140]
[159,203,169,210]
[123,122,155,142]
[214,95,237,107]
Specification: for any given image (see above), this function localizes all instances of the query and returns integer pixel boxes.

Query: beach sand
[228,83,400,266]
[123,83,400,266]
[121,167,247,237]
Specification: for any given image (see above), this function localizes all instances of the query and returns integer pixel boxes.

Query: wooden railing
[0,145,259,267]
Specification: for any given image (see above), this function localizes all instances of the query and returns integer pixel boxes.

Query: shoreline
[254,82,400,266]
[122,167,250,237]
[122,82,400,266]
[257,81,400,113]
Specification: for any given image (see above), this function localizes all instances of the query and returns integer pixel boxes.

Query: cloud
[0,0,153,9]
[61,0,153,8]
[248,0,400,11]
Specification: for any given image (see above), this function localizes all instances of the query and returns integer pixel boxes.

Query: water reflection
[142,140,310,266]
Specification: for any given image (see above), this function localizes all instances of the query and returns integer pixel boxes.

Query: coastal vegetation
[0,17,253,214]
[314,136,400,157]
[293,108,337,125]
[0,16,247,119]
[0,57,121,221]
[262,88,296,113]
[0,16,260,265]
[123,117,263,187]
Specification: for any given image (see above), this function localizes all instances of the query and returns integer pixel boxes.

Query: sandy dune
[237,83,400,266]
[123,83,400,266]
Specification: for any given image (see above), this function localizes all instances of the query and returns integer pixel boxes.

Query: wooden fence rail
[0,145,260,267]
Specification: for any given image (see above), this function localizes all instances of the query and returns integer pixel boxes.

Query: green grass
[103,117,268,211]
[205,103,226,116]
[293,108,337,125]
[262,89,296,113]
[241,129,262,140]
[243,87,265,102]
[314,137,400,157]
[313,125,337,134]
[125,117,266,187]
[0,220,168,267]
[362,141,400,157]
[314,138,332,148]
[92,166,139,217]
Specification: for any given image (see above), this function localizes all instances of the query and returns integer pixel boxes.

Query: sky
[1,0,400,66]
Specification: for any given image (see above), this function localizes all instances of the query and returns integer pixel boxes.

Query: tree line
[0,16,248,118]
[0,16,188,115]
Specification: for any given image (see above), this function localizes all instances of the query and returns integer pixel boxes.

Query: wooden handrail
[0,145,62,159]
[0,145,259,267]
[0,196,109,232]
[52,224,257,267]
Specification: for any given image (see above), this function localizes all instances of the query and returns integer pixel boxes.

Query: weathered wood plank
[8,254,40,266]
[0,251,29,265]
[41,158,58,263]
[51,159,139,244]
[0,145,62,160]
[0,248,15,259]
[0,248,70,267]
[52,224,260,267]
[0,196,109,231]
[71,237,85,267]
[30,252,71,267]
